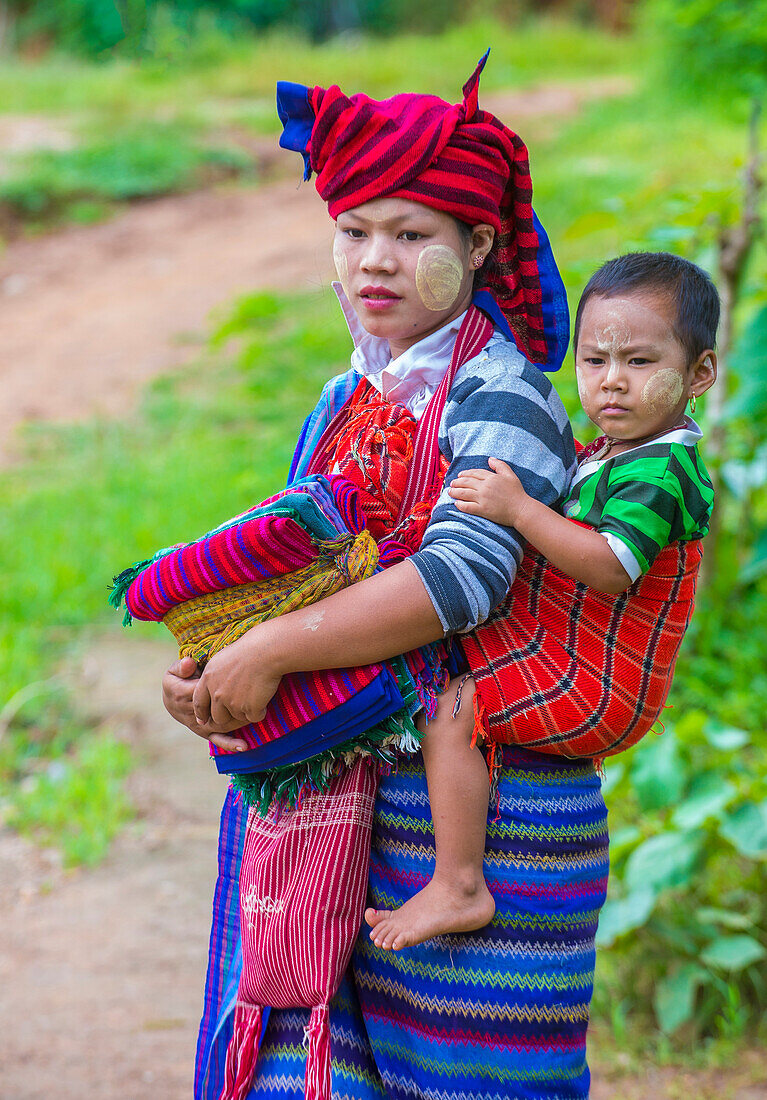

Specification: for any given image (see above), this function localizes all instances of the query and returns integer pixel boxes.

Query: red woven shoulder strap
[306,306,493,510]
[396,306,493,520]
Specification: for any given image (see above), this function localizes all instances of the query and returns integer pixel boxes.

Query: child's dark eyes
[400,230,423,241]
[629,357,651,366]
[343,227,366,239]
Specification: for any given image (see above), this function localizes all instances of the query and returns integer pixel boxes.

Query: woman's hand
[161,654,250,752]
[191,628,283,733]
[449,457,530,527]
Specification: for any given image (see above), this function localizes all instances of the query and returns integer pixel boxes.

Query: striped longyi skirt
[196,745,609,1100]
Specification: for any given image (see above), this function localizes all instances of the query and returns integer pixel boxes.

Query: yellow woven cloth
[163,529,379,664]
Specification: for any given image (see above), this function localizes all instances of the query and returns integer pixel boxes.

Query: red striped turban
[277,52,568,371]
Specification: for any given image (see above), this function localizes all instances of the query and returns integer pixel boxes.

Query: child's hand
[449,457,529,526]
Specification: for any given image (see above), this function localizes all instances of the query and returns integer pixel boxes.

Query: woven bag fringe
[304,1004,331,1100]
[218,1000,263,1100]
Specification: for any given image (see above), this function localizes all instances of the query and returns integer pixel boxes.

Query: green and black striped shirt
[562,422,713,581]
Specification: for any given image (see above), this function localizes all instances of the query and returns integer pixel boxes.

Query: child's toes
[365,907,390,929]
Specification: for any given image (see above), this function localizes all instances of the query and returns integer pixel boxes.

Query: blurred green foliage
[642,0,767,106]
[0,121,251,228]
[4,0,542,56]
[595,714,767,1042]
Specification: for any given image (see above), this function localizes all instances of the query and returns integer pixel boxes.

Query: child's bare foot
[365,876,495,950]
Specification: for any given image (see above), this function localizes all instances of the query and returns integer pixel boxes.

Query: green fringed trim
[108,561,152,625]
[108,543,180,625]
[231,656,424,816]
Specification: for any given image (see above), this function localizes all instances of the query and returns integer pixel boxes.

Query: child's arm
[449,458,632,594]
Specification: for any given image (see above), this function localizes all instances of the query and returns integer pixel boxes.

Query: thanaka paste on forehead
[592,313,632,384]
[641,368,684,417]
[415,244,464,311]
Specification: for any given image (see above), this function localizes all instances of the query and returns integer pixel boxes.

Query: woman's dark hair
[573,251,720,364]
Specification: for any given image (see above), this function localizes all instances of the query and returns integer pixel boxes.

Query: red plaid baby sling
[462,518,703,761]
[219,306,496,1100]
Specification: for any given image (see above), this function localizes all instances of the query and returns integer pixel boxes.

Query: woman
[165,55,609,1100]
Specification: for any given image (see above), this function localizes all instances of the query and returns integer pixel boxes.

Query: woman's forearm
[252,559,444,675]
[191,560,445,729]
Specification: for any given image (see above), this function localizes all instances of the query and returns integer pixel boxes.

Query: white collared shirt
[333,281,466,420]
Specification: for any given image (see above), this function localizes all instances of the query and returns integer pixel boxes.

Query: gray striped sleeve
[409,336,576,634]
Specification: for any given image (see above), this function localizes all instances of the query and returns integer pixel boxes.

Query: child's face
[575,292,716,442]
[333,198,492,359]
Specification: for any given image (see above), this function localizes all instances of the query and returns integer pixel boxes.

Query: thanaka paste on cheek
[415,244,464,311]
[641,368,684,417]
[575,364,588,406]
[332,240,349,290]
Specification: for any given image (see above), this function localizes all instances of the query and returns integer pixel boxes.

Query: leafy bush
[642,0,767,105]
[596,713,767,1040]
[7,0,127,56]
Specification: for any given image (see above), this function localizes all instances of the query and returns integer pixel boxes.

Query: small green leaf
[654,963,707,1034]
[630,730,687,812]
[701,934,766,972]
[596,887,656,948]
[703,722,750,750]
[719,802,767,858]
[625,831,703,894]
[671,773,737,829]
[696,907,754,931]
[727,304,767,420]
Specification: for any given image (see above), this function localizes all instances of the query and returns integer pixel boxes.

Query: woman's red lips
[360,286,400,298]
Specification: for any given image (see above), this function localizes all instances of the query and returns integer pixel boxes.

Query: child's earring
[689,393,697,413]
[473,255,484,269]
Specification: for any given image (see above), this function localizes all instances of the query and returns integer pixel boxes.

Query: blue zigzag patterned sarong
[196,746,608,1100]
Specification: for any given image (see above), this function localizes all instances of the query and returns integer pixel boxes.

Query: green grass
[0,17,643,116]
[0,288,350,861]
[0,119,253,229]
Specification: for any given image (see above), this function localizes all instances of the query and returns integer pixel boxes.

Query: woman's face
[333,197,488,358]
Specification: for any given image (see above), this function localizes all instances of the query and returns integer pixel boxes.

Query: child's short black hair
[573,251,720,365]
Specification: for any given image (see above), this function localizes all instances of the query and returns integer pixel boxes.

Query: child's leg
[365,675,495,950]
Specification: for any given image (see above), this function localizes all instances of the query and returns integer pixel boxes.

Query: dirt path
[0,632,226,1099]
[0,181,337,462]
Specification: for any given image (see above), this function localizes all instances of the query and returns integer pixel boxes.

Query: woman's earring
[689,393,697,413]
[473,255,484,269]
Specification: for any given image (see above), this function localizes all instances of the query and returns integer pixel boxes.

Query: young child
[366,251,718,950]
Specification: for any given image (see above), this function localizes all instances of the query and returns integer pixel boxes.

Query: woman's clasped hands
[161,625,282,751]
